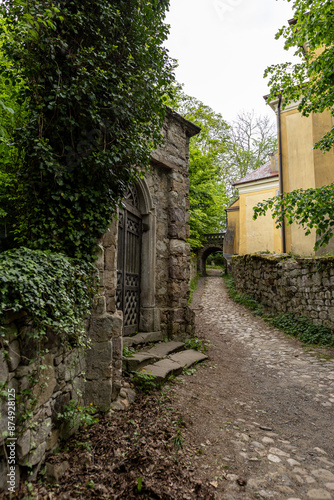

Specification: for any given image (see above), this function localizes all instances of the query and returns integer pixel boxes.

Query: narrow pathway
[170,271,334,499]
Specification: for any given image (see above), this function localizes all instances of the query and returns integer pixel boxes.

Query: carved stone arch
[136,177,154,215]
[135,177,160,333]
[116,177,159,335]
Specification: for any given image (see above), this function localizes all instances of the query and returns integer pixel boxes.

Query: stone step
[169,349,208,367]
[123,341,185,372]
[123,352,161,373]
[141,358,183,381]
[123,331,164,347]
[146,341,185,358]
[139,349,208,382]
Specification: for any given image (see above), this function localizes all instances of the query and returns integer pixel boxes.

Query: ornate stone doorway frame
[117,178,160,335]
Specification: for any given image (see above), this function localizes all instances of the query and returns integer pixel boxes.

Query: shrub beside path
[170,270,334,499]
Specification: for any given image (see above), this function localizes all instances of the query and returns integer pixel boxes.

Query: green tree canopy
[171,92,230,248]
[264,0,334,151]
[0,0,175,260]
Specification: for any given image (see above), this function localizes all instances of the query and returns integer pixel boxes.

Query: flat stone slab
[147,341,185,358]
[123,331,164,347]
[142,359,184,381]
[124,352,160,373]
[141,349,208,381]
[169,350,208,369]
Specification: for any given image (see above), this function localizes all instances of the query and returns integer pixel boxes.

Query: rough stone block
[101,270,117,291]
[52,392,71,422]
[7,340,20,372]
[0,352,9,384]
[104,247,117,270]
[64,350,84,383]
[143,358,183,381]
[124,353,160,373]
[95,245,104,271]
[45,461,69,483]
[86,341,112,380]
[23,442,47,467]
[147,341,185,358]
[112,337,123,361]
[84,379,113,412]
[32,354,56,408]
[102,224,118,247]
[112,313,123,338]
[17,429,31,461]
[168,208,184,222]
[44,460,70,483]
[89,315,115,343]
[92,296,106,316]
[106,295,116,313]
[123,331,164,347]
[47,428,59,452]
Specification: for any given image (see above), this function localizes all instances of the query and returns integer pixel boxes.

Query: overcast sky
[164,0,297,124]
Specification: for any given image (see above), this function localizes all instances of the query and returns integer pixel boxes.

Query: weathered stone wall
[0,307,123,490]
[190,257,198,282]
[232,254,334,329]
[0,109,199,492]
[0,313,87,489]
[149,109,199,339]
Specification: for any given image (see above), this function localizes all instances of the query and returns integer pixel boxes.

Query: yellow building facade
[224,103,334,260]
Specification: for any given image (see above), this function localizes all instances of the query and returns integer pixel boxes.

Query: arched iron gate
[116,187,142,336]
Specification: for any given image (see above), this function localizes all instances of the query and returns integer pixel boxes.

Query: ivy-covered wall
[232,254,334,331]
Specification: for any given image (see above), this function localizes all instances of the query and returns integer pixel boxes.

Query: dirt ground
[11,271,334,499]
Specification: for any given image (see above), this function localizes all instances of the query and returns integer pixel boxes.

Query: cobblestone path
[171,272,334,499]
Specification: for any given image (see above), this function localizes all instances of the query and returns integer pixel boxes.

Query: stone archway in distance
[198,245,225,276]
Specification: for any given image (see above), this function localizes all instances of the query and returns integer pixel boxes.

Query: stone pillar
[85,312,123,411]
[139,209,161,332]
[166,173,195,340]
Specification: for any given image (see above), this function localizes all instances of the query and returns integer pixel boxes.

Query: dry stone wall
[0,313,87,489]
[232,254,334,330]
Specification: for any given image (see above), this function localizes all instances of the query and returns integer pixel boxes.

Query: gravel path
[170,271,334,499]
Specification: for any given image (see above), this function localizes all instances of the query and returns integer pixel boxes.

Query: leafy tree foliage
[264,0,334,151]
[0,16,29,248]
[255,0,334,250]
[171,93,230,248]
[0,0,175,260]
[253,184,334,251]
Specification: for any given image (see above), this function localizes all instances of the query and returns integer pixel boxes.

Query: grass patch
[184,336,208,353]
[131,371,161,393]
[223,274,334,348]
[188,273,200,304]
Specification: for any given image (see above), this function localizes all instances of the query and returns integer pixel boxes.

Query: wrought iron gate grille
[116,205,142,336]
